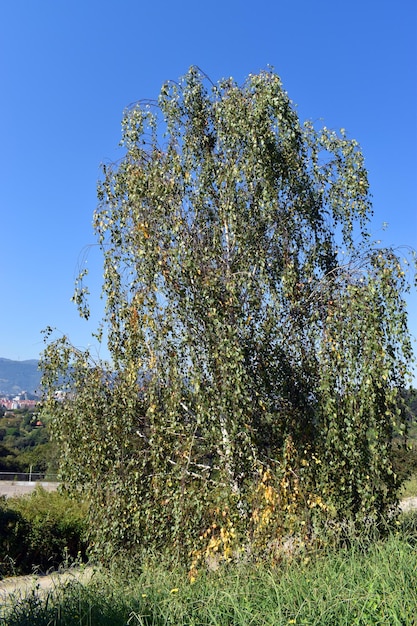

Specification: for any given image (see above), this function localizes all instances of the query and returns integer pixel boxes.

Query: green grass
[400,472,417,499]
[2,512,417,626]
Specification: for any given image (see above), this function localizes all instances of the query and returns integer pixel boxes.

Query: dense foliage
[0,487,87,577]
[41,68,415,567]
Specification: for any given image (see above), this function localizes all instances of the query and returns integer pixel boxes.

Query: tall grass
[2,512,417,625]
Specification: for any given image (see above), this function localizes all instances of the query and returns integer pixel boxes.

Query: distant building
[0,395,39,410]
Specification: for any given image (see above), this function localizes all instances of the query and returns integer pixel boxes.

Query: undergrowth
[1,510,417,625]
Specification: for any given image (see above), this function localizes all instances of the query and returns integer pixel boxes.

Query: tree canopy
[41,67,415,568]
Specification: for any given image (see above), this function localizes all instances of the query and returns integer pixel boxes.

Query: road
[0,480,59,498]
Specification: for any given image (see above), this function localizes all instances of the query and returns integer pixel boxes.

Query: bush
[0,487,88,578]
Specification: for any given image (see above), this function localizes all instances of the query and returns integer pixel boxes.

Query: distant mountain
[0,358,41,396]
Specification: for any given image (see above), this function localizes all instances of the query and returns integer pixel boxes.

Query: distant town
[0,393,39,411]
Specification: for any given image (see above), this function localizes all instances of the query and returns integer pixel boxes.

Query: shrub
[0,487,88,577]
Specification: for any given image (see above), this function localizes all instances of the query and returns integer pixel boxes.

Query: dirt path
[0,567,95,615]
[399,496,417,512]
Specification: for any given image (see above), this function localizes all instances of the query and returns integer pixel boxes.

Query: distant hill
[0,358,41,395]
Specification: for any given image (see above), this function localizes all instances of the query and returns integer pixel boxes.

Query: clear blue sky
[1,0,416,380]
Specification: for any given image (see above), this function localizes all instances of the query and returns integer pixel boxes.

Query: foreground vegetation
[2,510,417,625]
[0,487,87,578]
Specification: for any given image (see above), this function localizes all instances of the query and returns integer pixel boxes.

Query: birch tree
[41,67,414,565]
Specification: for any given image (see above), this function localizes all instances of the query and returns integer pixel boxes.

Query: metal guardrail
[0,472,59,482]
